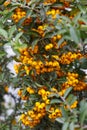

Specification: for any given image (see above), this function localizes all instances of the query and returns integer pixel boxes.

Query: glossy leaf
[0,28,8,39]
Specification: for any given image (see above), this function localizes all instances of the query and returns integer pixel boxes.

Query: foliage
[0,0,87,130]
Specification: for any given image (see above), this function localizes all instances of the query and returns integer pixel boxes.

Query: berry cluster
[20,102,46,128]
[12,8,32,25]
[63,72,87,91]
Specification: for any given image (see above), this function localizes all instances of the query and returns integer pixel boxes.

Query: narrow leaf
[70,26,80,44]
[8,25,16,39]
[50,99,61,104]
[15,32,23,42]
[62,122,69,130]
[80,58,87,69]
[0,28,8,39]
[64,87,72,98]
[69,122,74,130]
[32,39,39,50]
[0,51,6,58]
[56,117,65,124]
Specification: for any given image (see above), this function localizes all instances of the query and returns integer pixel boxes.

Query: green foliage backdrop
[0,0,87,130]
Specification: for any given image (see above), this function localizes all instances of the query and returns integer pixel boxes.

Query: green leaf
[64,87,72,99]
[46,104,51,111]
[78,4,86,13]
[3,11,13,23]
[28,0,38,5]
[40,7,46,22]
[79,100,87,125]
[10,77,20,84]
[56,117,65,124]
[48,93,59,98]
[35,82,43,87]
[79,0,87,5]
[80,58,87,69]
[60,16,71,23]
[61,107,68,119]
[80,25,87,31]
[8,25,16,39]
[32,38,39,50]
[58,37,64,47]
[80,107,87,125]
[73,12,81,24]
[0,28,8,39]
[15,32,23,42]
[63,35,72,41]
[50,99,61,104]
[70,26,80,44]
[0,51,6,58]
[66,94,77,106]
[26,9,33,17]
[27,30,39,37]
[69,122,74,130]
[13,41,27,51]
[57,29,66,35]
[62,122,69,130]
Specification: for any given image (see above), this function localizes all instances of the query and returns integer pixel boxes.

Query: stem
[75,124,87,129]
[11,1,39,13]
[59,95,75,114]
[9,122,12,130]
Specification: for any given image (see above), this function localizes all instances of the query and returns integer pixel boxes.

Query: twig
[59,95,75,114]
[11,1,39,13]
